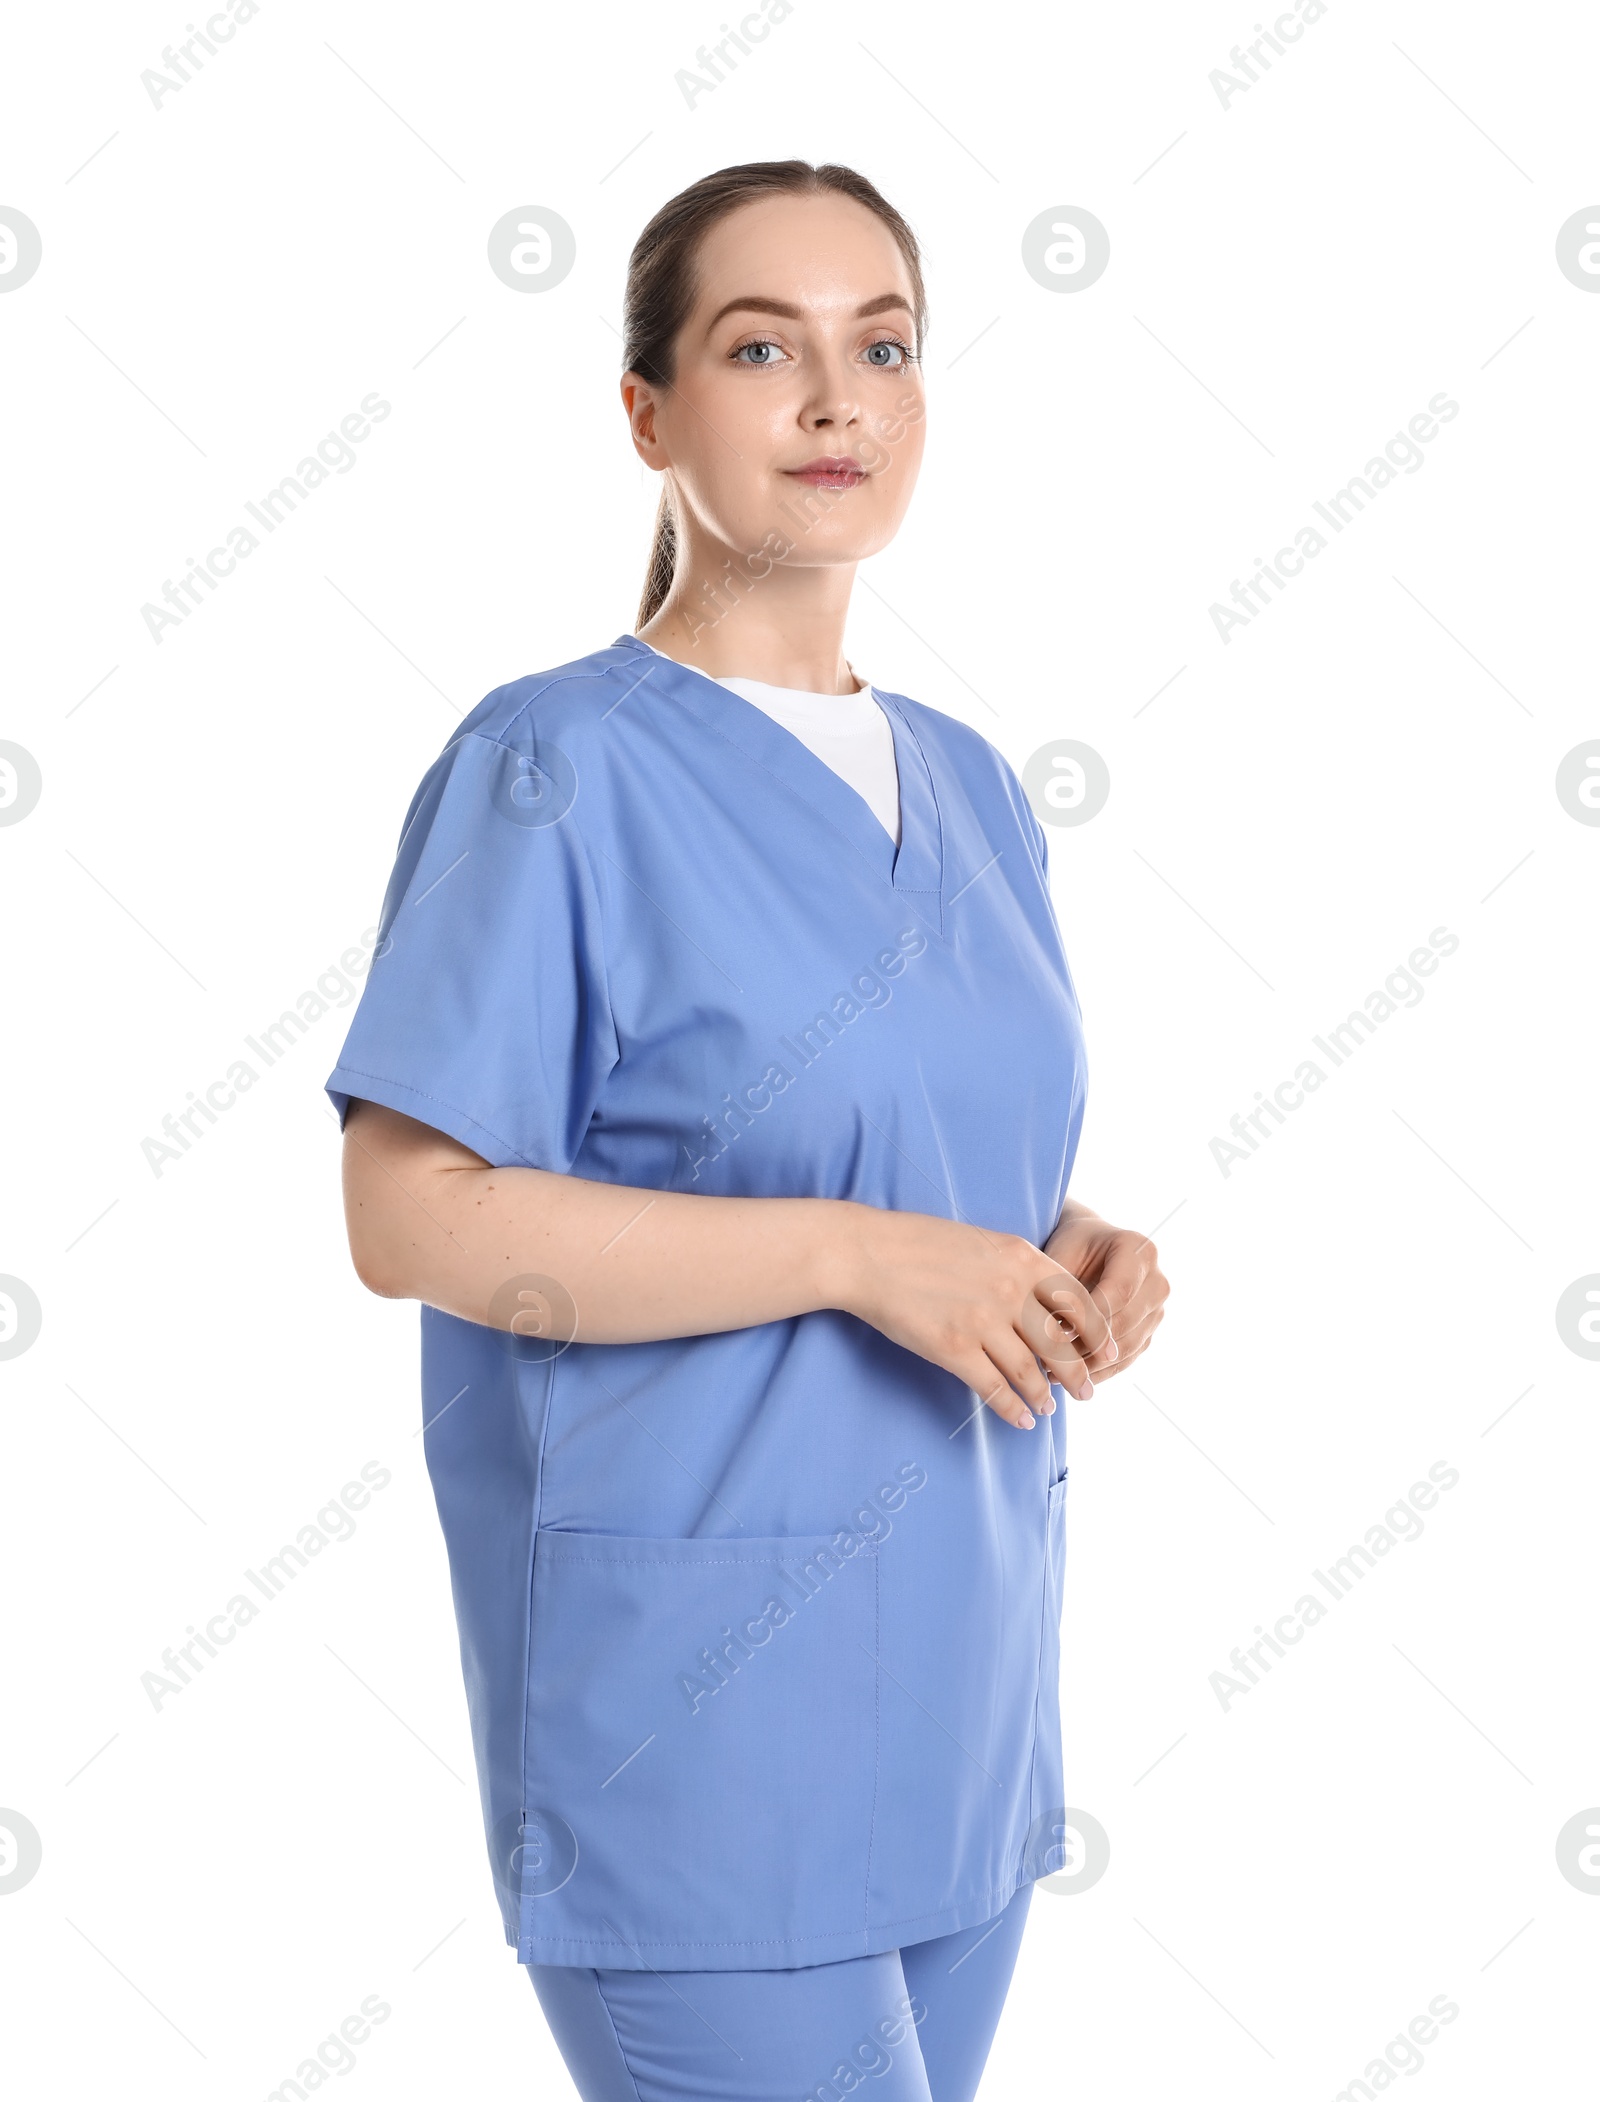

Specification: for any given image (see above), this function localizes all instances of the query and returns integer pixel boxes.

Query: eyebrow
[703,292,915,334]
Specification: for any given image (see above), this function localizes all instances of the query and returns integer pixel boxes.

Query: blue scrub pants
[526,1882,1034,2102]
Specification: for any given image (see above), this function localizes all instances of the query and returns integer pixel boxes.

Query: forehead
[687,191,916,317]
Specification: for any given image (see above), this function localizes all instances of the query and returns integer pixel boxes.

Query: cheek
[671,395,804,537]
[849,420,924,552]
[873,400,925,477]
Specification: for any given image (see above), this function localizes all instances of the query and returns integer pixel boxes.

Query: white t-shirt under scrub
[637,639,901,847]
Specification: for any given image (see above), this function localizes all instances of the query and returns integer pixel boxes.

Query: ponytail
[637,484,678,631]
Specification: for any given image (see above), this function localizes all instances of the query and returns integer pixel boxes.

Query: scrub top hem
[325,1061,528,1171]
[512,1862,1042,1973]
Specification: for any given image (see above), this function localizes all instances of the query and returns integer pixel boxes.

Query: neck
[638,555,860,695]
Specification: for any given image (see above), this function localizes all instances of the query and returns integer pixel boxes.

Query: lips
[783,457,867,489]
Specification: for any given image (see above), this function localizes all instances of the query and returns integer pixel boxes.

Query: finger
[1091,1298,1167,1378]
[1114,1303,1164,1355]
[1087,1261,1169,1365]
[1014,1297,1095,1399]
[984,1337,1055,1416]
[1094,1234,1152,1318]
[1079,1313,1123,1370]
[1080,1308,1159,1377]
[1032,1271,1114,1366]
[1110,1291,1169,1356]
[1081,1298,1154,1369]
[955,1355,1038,1432]
[1085,1331,1152,1380]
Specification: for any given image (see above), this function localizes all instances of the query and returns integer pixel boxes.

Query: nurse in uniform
[327,160,1168,2102]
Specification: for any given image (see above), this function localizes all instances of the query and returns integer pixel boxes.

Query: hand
[1042,1202,1169,1383]
[827,1206,1114,1430]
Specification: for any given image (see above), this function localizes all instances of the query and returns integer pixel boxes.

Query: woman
[327,160,1168,2102]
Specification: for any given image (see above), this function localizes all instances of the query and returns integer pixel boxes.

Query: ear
[622,374,664,466]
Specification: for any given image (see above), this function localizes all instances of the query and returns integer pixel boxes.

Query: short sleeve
[1025,798,1051,883]
[976,730,1051,886]
[325,728,618,1171]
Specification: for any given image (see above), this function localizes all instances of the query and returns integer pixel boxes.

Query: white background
[3,0,1597,2094]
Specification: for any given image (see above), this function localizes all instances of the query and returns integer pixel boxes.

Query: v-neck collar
[609,634,945,929]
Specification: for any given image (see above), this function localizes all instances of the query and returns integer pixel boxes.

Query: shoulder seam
[463,654,636,751]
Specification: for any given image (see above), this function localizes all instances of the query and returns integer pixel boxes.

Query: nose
[803,395,860,431]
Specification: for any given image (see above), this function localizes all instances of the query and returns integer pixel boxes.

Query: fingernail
[1074,1380,1094,1401]
[1105,1340,1119,1361]
[1018,1409,1035,1429]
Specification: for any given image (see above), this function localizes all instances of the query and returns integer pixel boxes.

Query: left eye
[863,340,908,368]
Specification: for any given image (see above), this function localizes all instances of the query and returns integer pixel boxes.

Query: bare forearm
[343,1105,853,1342]
[341,1103,1123,1420]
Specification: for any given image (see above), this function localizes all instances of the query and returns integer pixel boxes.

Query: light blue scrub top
[325,633,1087,1972]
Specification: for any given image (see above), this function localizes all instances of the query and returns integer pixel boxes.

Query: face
[623,191,927,573]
